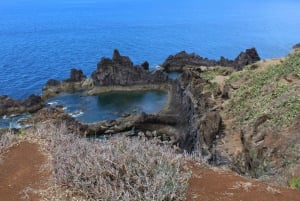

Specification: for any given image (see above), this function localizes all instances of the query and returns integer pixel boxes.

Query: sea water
[0,113,31,129]
[1,0,300,99]
[46,91,167,123]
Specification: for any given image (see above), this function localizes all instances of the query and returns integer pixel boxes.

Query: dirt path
[186,162,300,201]
[0,141,48,201]
[1,141,300,201]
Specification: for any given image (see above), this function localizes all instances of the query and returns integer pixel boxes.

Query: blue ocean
[1,0,300,99]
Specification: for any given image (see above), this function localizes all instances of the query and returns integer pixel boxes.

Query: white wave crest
[70,110,84,118]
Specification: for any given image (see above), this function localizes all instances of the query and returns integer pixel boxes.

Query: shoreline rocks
[161,47,260,72]
[42,68,89,99]
[2,45,299,189]
[0,94,44,116]
[42,50,170,99]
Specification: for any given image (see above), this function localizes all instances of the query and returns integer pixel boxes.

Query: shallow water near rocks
[46,90,168,123]
[1,1,300,99]
[0,113,31,129]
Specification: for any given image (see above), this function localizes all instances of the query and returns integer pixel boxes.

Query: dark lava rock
[20,94,43,108]
[43,68,88,99]
[45,79,61,87]
[200,112,222,149]
[234,48,261,70]
[65,68,87,82]
[161,48,260,71]
[0,94,44,116]
[44,68,86,87]
[0,95,18,110]
[161,51,218,72]
[141,61,149,71]
[293,43,300,49]
[91,49,169,86]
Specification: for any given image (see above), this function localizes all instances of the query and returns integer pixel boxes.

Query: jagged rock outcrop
[0,94,44,116]
[91,49,169,86]
[161,51,218,72]
[163,69,227,165]
[65,68,87,82]
[234,48,261,70]
[161,48,260,72]
[42,68,88,99]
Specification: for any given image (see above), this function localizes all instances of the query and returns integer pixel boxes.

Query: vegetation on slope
[198,52,299,188]
[0,122,191,201]
[225,53,300,127]
[0,131,19,163]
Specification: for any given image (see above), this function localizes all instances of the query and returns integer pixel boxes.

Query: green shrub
[289,177,300,190]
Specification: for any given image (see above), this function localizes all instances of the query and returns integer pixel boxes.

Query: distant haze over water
[1,0,300,98]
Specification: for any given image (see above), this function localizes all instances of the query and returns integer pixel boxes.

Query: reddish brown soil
[0,141,48,201]
[186,162,300,201]
[1,141,300,201]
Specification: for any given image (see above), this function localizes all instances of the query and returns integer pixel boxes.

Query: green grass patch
[200,67,231,81]
[289,177,300,190]
[225,53,300,127]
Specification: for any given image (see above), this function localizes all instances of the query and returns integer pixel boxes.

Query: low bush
[289,177,300,190]
[0,131,19,162]
[32,122,190,201]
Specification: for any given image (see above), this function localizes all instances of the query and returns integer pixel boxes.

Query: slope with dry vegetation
[200,50,300,188]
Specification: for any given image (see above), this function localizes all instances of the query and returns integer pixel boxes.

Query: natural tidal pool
[46,90,168,123]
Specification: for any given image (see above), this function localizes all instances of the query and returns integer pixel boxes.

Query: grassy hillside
[225,52,300,127]
[198,51,299,188]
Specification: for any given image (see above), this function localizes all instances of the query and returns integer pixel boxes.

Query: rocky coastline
[0,47,266,156]
[0,48,258,168]
[161,47,260,72]
[1,46,299,188]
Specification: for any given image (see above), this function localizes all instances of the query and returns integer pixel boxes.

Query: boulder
[234,48,261,70]
[141,61,149,71]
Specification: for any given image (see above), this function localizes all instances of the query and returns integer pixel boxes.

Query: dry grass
[0,130,19,163]
[266,186,281,194]
[231,182,253,192]
[28,122,190,201]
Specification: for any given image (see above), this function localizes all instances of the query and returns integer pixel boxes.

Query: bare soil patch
[186,162,300,201]
[0,141,48,201]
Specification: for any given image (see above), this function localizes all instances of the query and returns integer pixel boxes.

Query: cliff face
[91,49,168,86]
[196,51,300,185]
[165,47,299,185]
[167,69,228,165]
[161,48,260,72]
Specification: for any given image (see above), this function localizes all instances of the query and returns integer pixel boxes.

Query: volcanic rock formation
[161,48,260,72]
[91,49,169,86]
